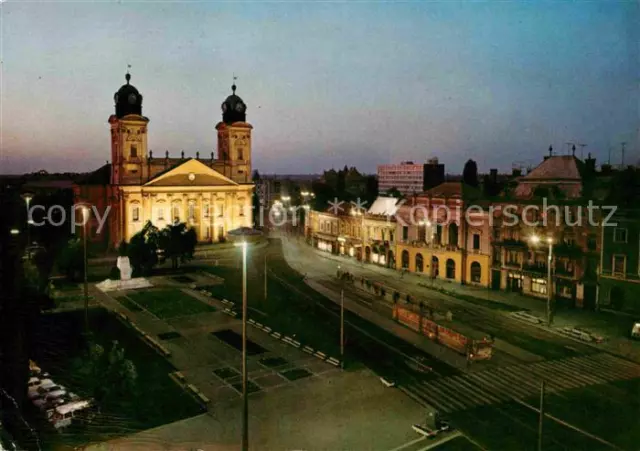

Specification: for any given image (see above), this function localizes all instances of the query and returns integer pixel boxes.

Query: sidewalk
[313,247,640,363]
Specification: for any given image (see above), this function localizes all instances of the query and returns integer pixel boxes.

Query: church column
[245,195,252,228]
[182,194,189,226]
[197,193,203,242]
[212,193,219,241]
[141,192,148,228]
[229,193,237,231]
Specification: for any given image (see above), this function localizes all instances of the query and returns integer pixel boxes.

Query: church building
[74,72,254,248]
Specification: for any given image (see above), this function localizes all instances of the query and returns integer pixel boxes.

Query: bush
[393,291,400,302]
[109,266,120,280]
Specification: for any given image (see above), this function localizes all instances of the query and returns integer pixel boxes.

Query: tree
[463,159,479,187]
[56,237,83,281]
[252,170,262,227]
[385,187,402,198]
[127,221,159,277]
[157,222,197,270]
[72,340,137,407]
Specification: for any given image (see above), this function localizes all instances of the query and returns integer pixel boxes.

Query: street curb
[211,298,343,367]
[113,311,172,358]
[169,371,209,409]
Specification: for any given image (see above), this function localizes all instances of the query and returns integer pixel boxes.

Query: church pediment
[144,158,239,187]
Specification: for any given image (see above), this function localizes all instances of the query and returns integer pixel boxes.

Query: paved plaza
[86,273,429,450]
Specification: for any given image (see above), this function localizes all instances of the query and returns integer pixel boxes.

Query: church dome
[220,83,247,124]
[114,73,143,118]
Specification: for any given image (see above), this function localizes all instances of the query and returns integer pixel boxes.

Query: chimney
[211,151,215,161]
[165,150,169,159]
[149,150,153,160]
[196,151,200,159]
[544,145,553,160]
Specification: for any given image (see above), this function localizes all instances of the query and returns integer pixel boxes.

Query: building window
[157,208,165,221]
[172,205,180,222]
[448,223,458,247]
[418,225,426,242]
[237,148,244,160]
[239,204,245,217]
[472,233,480,250]
[446,259,456,279]
[130,145,137,158]
[614,228,628,243]
[470,262,481,283]
[218,204,224,217]
[188,203,195,221]
[132,206,140,222]
[204,204,210,218]
[531,278,547,294]
[402,226,409,241]
[613,255,626,276]
[587,234,597,251]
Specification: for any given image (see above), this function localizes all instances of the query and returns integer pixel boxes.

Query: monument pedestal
[96,256,152,292]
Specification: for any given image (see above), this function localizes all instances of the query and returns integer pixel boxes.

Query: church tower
[109,72,149,185]
[215,81,252,184]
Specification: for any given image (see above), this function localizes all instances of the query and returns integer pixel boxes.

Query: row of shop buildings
[307,153,640,313]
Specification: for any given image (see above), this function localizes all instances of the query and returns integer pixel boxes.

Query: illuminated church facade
[75,73,254,247]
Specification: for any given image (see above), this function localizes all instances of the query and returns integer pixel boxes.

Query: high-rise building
[377,158,445,195]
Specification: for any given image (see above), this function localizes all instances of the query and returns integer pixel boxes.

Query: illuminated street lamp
[21,192,34,248]
[529,235,554,326]
[228,227,263,451]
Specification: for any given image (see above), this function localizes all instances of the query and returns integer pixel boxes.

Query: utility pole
[578,143,587,159]
[340,289,345,369]
[565,142,575,155]
[547,240,553,326]
[538,380,546,451]
[621,142,627,168]
[264,254,267,302]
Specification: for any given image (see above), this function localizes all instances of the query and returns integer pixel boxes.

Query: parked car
[27,380,55,400]
[27,377,41,389]
[46,400,93,430]
[33,389,72,411]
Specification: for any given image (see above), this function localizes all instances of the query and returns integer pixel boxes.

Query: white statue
[117,256,132,281]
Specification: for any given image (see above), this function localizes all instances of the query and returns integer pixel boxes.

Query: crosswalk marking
[409,353,640,413]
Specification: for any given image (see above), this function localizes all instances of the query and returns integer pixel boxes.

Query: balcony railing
[495,239,528,249]
[554,266,575,278]
[523,263,548,274]
[504,260,522,269]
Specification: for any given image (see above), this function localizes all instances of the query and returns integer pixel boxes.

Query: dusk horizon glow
[1,1,638,175]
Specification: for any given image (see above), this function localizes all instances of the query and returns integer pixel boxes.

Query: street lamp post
[81,206,90,335]
[228,228,262,451]
[240,241,248,451]
[21,193,33,251]
[340,288,345,369]
[530,235,554,326]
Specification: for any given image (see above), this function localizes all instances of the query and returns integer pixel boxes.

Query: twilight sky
[1,1,638,175]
